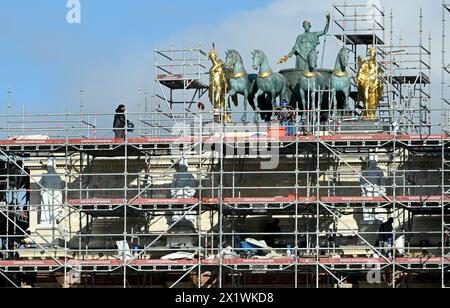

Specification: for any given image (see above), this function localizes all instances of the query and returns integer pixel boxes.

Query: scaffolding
[442,0,450,289]
[332,2,432,135]
[0,111,449,288]
[149,44,209,138]
[332,1,386,87]
[0,2,449,289]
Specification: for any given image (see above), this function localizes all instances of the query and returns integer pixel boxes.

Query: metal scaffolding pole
[1,3,450,287]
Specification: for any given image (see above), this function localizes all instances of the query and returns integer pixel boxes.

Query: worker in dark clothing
[263,218,282,248]
[113,105,134,139]
[378,218,394,257]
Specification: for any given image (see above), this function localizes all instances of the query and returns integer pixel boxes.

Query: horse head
[225,50,236,70]
[338,47,349,71]
[252,49,264,71]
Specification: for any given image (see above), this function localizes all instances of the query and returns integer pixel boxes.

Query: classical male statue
[39,158,63,227]
[278,13,331,70]
[356,47,384,120]
[209,44,232,123]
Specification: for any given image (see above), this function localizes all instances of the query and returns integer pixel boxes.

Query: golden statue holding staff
[356,47,384,120]
[208,44,232,123]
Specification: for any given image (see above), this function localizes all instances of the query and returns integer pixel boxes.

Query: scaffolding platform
[0,257,447,272]
[67,195,450,216]
[337,120,388,135]
[392,73,431,85]
[68,198,205,216]
[156,74,208,90]
[335,34,384,46]
[0,134,447,149]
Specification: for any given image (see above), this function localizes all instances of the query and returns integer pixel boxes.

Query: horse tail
[231,94,239,107]
[259,94,273,122]
[283,86,292,106]
[247,75,258,111]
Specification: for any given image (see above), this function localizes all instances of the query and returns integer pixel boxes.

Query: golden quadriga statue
[356,47,384,120]
[209,46,232,123]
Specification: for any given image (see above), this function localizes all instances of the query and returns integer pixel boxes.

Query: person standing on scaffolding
[113,104,134,139]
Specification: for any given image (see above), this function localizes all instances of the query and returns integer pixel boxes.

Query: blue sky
[0,0,271,116]
[0,0,447,133]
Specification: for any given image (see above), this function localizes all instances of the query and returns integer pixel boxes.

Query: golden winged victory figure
[208,44,232,123]
[356,47,384,120]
